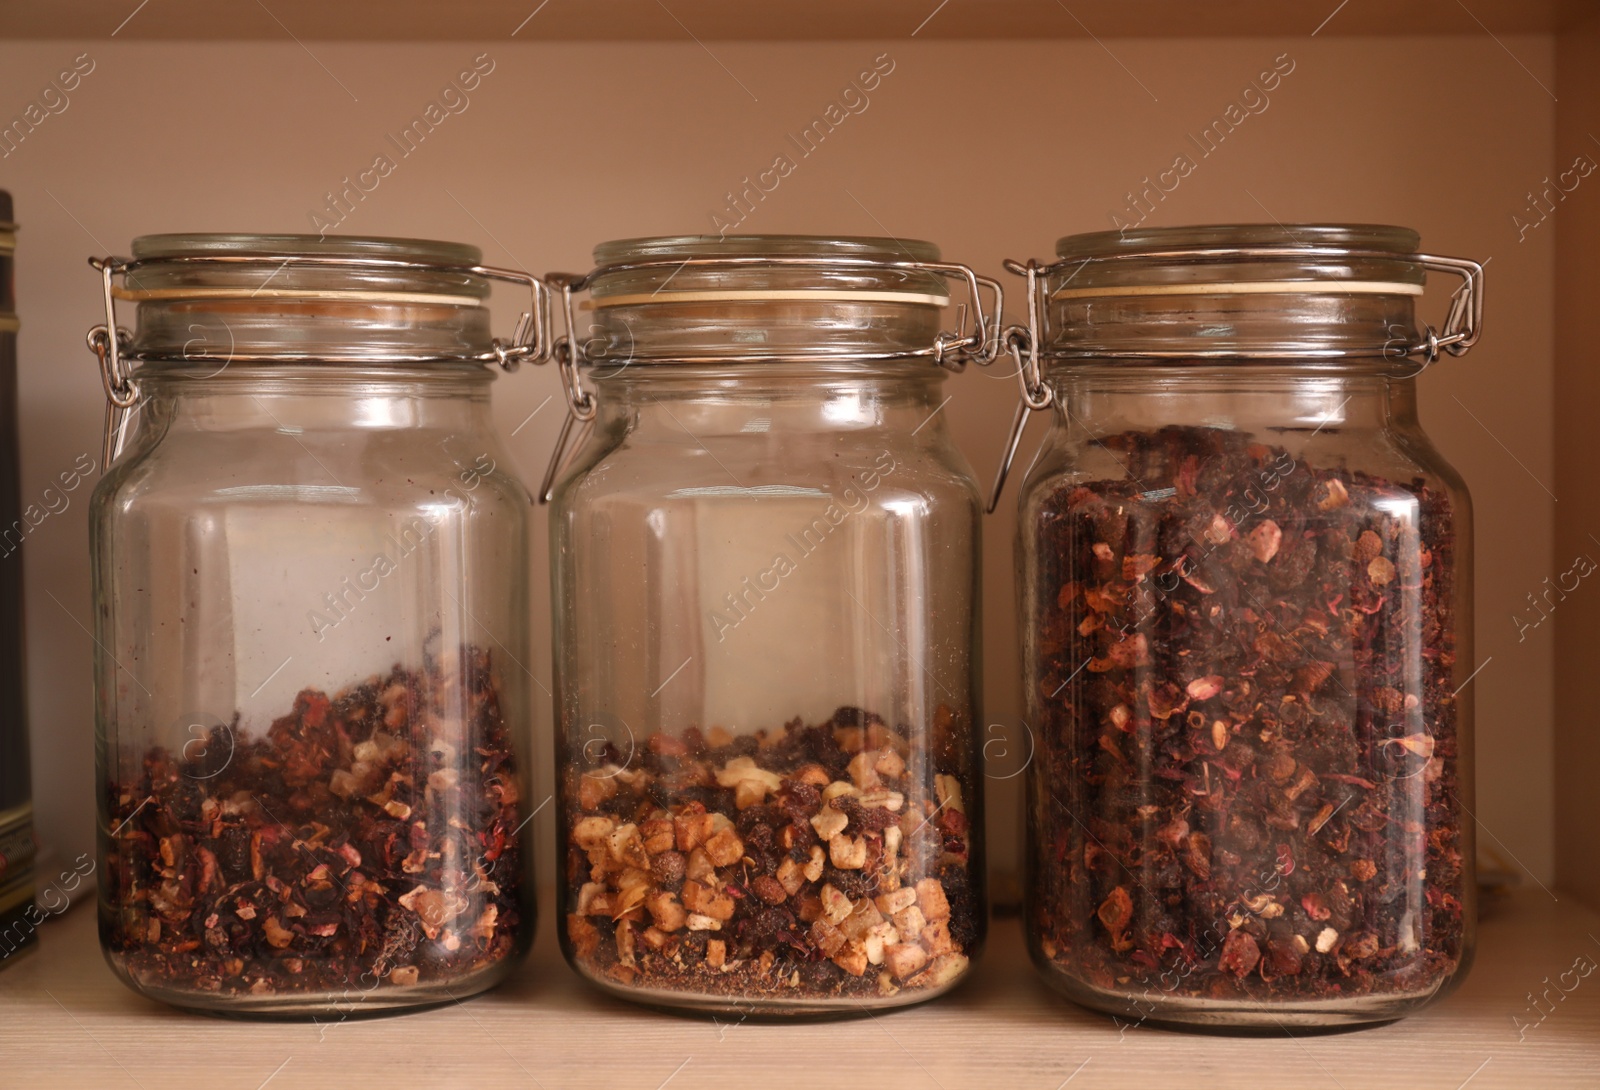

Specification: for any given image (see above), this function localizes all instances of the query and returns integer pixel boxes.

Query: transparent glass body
[1018,225,1476,1029]
[550,236,986,1015]
[90,236,534,1016]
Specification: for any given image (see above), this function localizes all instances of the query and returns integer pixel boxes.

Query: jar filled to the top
[1005,225,1482,1029]
[545,235,999,1015]
[88,235,544,1015]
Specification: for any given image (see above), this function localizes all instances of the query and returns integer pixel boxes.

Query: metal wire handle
[985,247,1486,513]
[85,252,553,466]
[535,254,1005,506]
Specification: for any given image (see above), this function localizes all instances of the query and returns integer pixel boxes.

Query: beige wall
[0,36,1558,893]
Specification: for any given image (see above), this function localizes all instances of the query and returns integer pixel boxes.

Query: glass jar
[1002,225,1482,1029]
[86,234,546,1015]
[545,235,999,1015]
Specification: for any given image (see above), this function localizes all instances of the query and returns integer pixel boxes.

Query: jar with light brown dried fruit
[561,708,982,1014]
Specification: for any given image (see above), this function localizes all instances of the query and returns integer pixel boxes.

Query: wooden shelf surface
[0,0,1591,41]
[2,890,1598,1089]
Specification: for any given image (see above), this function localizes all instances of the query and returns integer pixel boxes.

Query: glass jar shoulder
[93,419,529,527]
[556,420,979,518]
[1018,414,1467,533]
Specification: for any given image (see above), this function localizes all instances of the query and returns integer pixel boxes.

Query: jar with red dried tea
[997,224,1483,1028]
[86,235,548,1015]
[543,236,999,1014]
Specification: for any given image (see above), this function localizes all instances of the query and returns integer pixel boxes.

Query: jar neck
[592,363,953,438]
[1046,366,1419,436]
[583,300,948,368]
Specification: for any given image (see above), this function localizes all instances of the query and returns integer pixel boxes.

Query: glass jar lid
[553,234,1000,369]
[1007,222,1482,365]
[96,233,550,366]
[1052,223,1428,294]
[87,233,551,466]
[590,233,948,300]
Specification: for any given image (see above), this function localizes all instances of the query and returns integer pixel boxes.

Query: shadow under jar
[87,234,546,1016]
[544,235,1000,1016]
[1001,225,1484,1030]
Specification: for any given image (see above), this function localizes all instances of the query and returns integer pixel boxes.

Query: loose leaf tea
[104,645,525,1002]
[1029,426,1464,1010]
[565,707,978,1003]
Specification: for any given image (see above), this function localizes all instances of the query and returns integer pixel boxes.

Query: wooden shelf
[0,0,1590,41]
[4,891,1597,1088]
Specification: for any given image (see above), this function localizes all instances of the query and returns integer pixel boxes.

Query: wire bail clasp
[1408,254,1485,364]
[920,261,1005,370]
[88,256,139,468]
[476,264,553,372]
[986,259,1055,514]
[536,272,600,505]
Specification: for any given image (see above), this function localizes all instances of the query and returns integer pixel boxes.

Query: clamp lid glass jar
[546,235,999,1015]
[87,234,545,1015]
[1004,224,1482,1029]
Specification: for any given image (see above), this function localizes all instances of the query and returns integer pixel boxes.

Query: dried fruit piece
[1219,931,1261,977]
[1247,520,1283,562]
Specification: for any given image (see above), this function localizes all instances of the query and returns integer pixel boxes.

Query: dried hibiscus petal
[1097,886,1134,951]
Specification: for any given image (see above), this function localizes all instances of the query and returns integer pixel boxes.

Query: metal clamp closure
[1412,254,1484,362]
[552,256,1003,368]
[85,252,552,467]
[985,321,1054,516]
[87,258,137,469]
[1005,246,1483,364]
[536,271,599,505]
[535,255,1005,505]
